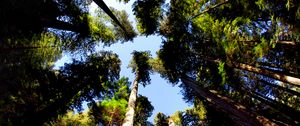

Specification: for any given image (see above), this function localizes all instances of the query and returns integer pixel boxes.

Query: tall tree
[87,77,154,126]
[122,51,152,126]
[0,0,136,125]
[137,0,300,124]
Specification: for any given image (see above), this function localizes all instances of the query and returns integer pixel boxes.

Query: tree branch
[191,0,229,20]
[93,0,129,36]
[41,18,81,32]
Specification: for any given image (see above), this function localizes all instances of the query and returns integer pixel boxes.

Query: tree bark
[255,62,300,78]
[202,57,300,87]
[259,79,300,97]
[180,75,278,126]
[122,76,139,126]
[251,92,300,125]
[231,62,300,87]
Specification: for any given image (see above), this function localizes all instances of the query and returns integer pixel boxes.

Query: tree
[153,112,168,126]
[134,95,154,126]
[132,0,165,35]
[0,0,136,52]
[45,111,96,126]
[137,0,300,125]
[89,77,130,126]
[88,77,154,126]
[0,0,137,125]
[0,50,123,125]
[122,51,152,126]
[167,103,207,126]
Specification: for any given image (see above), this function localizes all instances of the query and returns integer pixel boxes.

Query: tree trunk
[93,0,128,35]
[122,76,139,126]
[236,82,300,125]
[202,57,300,87]
[239,40,299,47]
[180,75,278,126]
[259,79,300,97]
[251,92,300,125]
[255,62,300,78]
[231,62,300,87]
[191,0,229,19]
[41,18,82,32]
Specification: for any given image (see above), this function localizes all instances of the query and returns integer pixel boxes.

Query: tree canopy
[1,0,300,125]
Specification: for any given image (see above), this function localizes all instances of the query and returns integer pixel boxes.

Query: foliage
[45,111,96,126]
[129,51,153,86]
[0,51,121,125]
[134,95,154,126]
[89,77,130,126]
[133,0,165,35]
[154,112,168,126]
[149,0,300,125]
[0,0,137,125]
[1,0,136,53]
[88,78,154,126]
[2,0,300,125]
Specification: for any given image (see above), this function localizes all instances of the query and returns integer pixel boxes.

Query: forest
[0,0,299,125]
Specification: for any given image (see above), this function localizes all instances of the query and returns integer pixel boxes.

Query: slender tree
[122,51,152,126]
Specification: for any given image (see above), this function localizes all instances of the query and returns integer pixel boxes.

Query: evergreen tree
[154,112,168,126]
[123,51,153,126]
[136,0,300,125]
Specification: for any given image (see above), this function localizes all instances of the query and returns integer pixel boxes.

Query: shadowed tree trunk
[203,57,300,87]
[231,62,300,87]
[259,79,300,97]
[180,75,278,126]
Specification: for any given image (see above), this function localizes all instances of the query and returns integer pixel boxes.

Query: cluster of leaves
[133,0,165,35]
[0,50,122,125]
[1,0,137,53]
[129,51,153,86]
[153,99,208,126]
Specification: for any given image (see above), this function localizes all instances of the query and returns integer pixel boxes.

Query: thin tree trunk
[201,57,300,87]
[251,92,300,125]
[231,62,300,87]
[191,0,229,20]
[239,40,299,47]
[42,18,81,32]
[256,62,300,78]
[122,76,139,126]
[259,79,300,97]
[181,75,278,126]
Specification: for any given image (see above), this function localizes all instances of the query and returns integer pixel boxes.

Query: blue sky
[55,0,190,122]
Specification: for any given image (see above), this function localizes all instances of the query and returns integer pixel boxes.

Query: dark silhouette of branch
[93,0,129,37]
